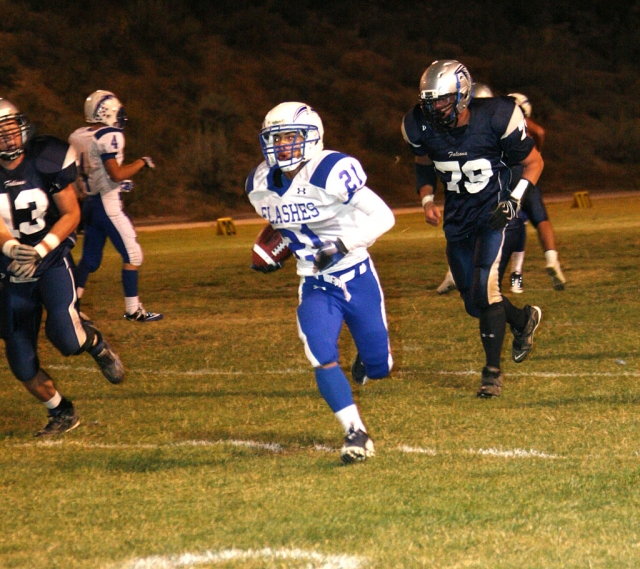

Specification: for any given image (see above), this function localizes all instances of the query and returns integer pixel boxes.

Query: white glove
[8,259,38,279]
[141,156,155,169]
[13,243,43,264]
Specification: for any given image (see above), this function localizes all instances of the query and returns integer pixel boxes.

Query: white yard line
[469,448,560,459]
[112,548,365,569]
[12,439,560,460]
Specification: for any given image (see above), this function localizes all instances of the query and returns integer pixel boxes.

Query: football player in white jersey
[246,102,395,464]
[0,98,124,436]
[69,90,162,322]
[508,92,566,291]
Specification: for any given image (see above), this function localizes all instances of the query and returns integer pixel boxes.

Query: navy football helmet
[0,99,32,161]
[84,90,128,128]
[259,102,324,172]
[419,60,473,132]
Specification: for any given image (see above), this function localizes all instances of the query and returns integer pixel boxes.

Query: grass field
[1,195,639,568]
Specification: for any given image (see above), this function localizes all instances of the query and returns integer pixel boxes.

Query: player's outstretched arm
[103,156,154,183]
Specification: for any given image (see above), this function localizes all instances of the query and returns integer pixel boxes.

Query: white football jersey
[246,150,384,276]
[68,126,95,196]
[85,126,126,196]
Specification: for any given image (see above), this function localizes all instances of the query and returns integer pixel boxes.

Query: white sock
[544,249,558,268]
[511,251,525,274]
[335,404,366,434]
[44,391,62,410]
[125,297,140,315]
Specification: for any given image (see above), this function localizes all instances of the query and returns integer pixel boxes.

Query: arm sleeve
[339,187,395,251]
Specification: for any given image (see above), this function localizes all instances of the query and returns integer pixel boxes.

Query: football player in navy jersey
[0,98,124,436]
[246,102,395,463]
[402,60,543,397]
[69,90,162,323]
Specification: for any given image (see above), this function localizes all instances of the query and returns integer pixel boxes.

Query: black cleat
[86,324,125,384]
[547,264,566,291]
[340,427,375,464]
[477,366,503,398]
[124,307,164,322]
[351,354,368,385]
[35,408,80,437]
[511,305,542,363]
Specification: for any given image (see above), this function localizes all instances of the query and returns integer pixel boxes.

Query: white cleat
[437,270,457,294]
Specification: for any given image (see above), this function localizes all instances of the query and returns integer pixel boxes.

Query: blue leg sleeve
[315,366,354,413]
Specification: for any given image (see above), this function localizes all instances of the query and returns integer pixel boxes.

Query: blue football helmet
[84,90,128,128]
[259,102,324,172]
[419,60,473,132]
[0,98,32,161]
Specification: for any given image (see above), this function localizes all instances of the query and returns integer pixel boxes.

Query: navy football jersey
[0,135,78,275]
[402,96,535,241]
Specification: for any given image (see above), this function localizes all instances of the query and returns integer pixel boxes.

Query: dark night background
[1,0,638,219]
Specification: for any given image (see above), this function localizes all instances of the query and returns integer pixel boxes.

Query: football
[251,224,292,271]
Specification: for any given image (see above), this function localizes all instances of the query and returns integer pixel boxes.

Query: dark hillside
[1,0,638,219]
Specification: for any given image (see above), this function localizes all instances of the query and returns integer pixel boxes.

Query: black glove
[251,262,283,273]
[488,197,520,230]
[313,239,348,272]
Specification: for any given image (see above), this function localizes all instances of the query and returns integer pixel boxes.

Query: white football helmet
[419,60,473,131]
[508,92,532,118]
[84,90,128,128]
[259,102,324,172]
[473,82,494,98]
[0,98,32,161]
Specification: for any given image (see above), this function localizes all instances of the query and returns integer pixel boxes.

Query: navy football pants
[3,260,86,381]
[447,224,505,318]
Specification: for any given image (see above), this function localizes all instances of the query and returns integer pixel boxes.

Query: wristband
[34,233,61,259]
[2,239,20,257]
[421,194,435,207]
[511,179,534,201]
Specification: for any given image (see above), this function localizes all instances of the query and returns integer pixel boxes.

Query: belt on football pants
[315,261,369,303]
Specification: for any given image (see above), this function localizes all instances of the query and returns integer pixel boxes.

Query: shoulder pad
[28,135,75,174]
[309,151,350,188]
[245,167,258,194]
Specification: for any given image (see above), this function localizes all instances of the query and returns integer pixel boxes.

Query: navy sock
[122,269,138,298]
[480,303,506,369]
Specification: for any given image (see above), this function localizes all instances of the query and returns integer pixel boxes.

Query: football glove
[313,239,348,272]
[12,243,43,264]
[141,156,155,169]
[250,262,283,273]
[8,259,38,279]
[488,197,520,230]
